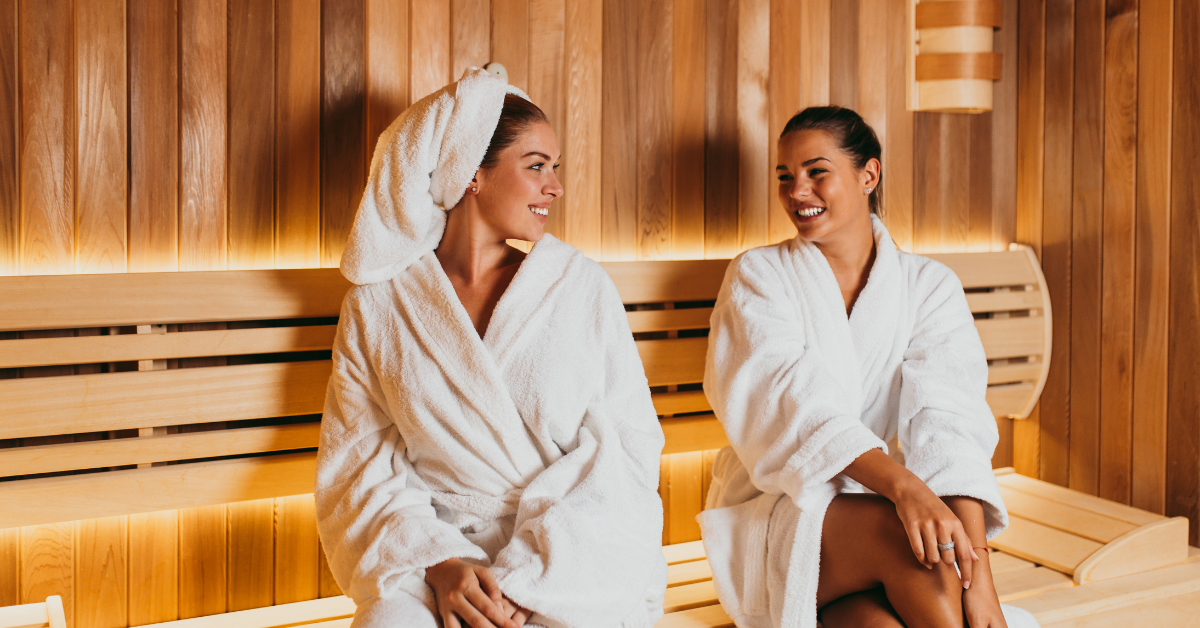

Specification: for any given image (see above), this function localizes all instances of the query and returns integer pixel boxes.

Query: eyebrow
[524,152,555,160]
[776,156,831,170]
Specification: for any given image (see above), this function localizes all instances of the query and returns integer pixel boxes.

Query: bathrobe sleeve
[897,261,1009,538]
[705,252,886,503]
[315,288,487,615]
[490,274,667,628]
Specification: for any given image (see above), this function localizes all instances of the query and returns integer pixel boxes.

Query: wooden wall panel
[75,517,126,628]
[21,524,73,623]
[73,0,126,274]
[19,0,74,276]
[736,0,769,251]
[411,0,451,102]
[178,505,226,619]
[452,0,490,78]
[228,0,276,270]
[563,0,602,256]
[179,0,227,272]
[0,527,17,606]
[529,0,566,238]
[0,0,14,277]
[883,0,913,251]
[365,0,409,157]
[637,0,672,259]
[321,0,366,267]
[767,0,799,246]
[602,0,638,260]
[128,512,177,625]
[703,0,738,258]
[227,499,273,612]
[128,0,177,272]
[491,0,529,91]
[275,0,321,269]
[274,496,318,605]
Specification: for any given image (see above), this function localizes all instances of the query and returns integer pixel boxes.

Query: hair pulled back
[478,94,549,170]
[781,106,884,215]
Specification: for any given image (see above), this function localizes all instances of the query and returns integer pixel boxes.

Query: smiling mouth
[529,206,549,217]
[796,206,826,218]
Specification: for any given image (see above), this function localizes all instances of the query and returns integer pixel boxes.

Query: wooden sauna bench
[0,245,1194,627]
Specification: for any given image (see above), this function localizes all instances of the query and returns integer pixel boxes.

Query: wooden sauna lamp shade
[907,0,1004,113]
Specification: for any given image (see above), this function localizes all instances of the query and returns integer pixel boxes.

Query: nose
[545,170,564,199]
[788,179,812,200]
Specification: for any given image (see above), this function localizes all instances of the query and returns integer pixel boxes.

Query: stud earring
[866,188,873,195]
[471,187,477,192]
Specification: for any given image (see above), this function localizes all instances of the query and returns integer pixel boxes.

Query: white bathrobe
[700,216,1037,628]
[316,235,667,627]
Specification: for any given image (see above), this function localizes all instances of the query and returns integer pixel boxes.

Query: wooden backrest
[0,247,1050,528]
[0,596,66,628]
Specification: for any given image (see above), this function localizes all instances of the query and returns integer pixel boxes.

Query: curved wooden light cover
[908,0,1004,113]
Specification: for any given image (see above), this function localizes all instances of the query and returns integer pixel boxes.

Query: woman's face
[471,121,563,243]
[775,129,878,243]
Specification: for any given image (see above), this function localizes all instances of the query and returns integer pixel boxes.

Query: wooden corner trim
[915,52,1004,81]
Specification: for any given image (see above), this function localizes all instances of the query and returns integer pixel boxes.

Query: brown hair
[781,106,884,215]
[478,94,549,169]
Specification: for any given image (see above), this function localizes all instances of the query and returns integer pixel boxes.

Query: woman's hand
[892,479,979,588]
[425,558,520,628]
[499,597,532,626]
[962,576,1008,628]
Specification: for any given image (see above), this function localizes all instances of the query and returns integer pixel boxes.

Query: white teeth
[797,206,826,217]
[529,206,548,216]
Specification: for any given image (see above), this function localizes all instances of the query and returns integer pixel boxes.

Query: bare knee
[819,588,902,628]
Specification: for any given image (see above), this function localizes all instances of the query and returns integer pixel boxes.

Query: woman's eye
[531,163,544,171]
[809,168,827,176]
[777,174,793,182]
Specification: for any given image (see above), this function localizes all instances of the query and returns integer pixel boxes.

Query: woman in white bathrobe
[316,70,667,628]
[701,107,1037,628]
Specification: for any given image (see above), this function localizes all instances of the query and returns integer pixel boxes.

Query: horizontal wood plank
[652,390,713,416]
[661,415,729,455]
[965,289,1045,313]
[994,566,1075,601]
[601,259,730,304]
[997,472,1165,526]
[990,515,1104,575]
[925,250,1039,288]
[138,595,354,628]
[986,382,1036,418]
[988,361,1042,385]
[989,550,1038,574]
[663,580,720,614]
[627,308,713,333]
[977,316,1046,359]
[1,423,320,478]
[1000,485,1138,543]
[0,361,331,440]
[666,559,713,588]
[662,541,707,565]
[639,337,708,387]
[657,603,733,628]
[0,325,337,369]
[0,452,317,528]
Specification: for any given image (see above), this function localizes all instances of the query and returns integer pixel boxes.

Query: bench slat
[965,289,1045,314]
[994,566,1075,602]
[639,338,708,387]
[667,560,713,588]
[655,603,733,628]
[997,473,1164,526]
[1000,486,1139,544]
[138,595,354,628]
[662,540,707,565]
[627,308,714,333]
[0,269,350,332]
[990,516,1104,574]
[0,424,320,478]
[977,316,1046,360]
[652,390,712,416]
[601,259,730,304]
[985,382,1035,418]
[925,250,1039,288]
[987,361,1042,385]
[0,452,317,529]
[0,361,330,440]
[661,415,729,455]
[0,325,338,369]
[663,581,720,614]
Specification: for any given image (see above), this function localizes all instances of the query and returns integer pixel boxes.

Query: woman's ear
[862,158,881,191]
[466,173,479,195]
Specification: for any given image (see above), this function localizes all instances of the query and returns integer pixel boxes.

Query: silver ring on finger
[937,541,955,552]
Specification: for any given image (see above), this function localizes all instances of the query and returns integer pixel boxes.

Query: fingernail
[965,582,971,590]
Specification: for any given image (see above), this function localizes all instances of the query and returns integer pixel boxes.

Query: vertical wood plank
[799,0,830,107]
[178,505,227,619]
[1132,0,1172,515]
[673,0,705,255]
[365,0,409,158]
[704,0,739,258]
[991,0,1019,248]
[664,452,704,544]
[228,0,275,270]
[1037,0,1073,485]
[75,517,126,628]
[736,0,769,251]
[967,112,993,250]
[322,0,366,268]
[274,495,319,605]
[21,524,73,623]
[317,539,342,598]
[883,0,914,251]
[128,512,177,625]
[1098,0,1137,505]
[856,0,887,144]
[410,0,451,101]
[700,449,720,509]
[19,0,74,275]
[128,0,178,272]
[564,0,603,256]
[913,114,969,253]
[767,0,799,245]
[828,0,858,108]
[529,0,567,238]
[638,0,672,259]
[276,0,321,268]
[74,0,126,274]
[602,0,638,260]
[1167,0,1200,543]
[492,0,529,91]
[1070,0,1103,495]
[179,0,227,271]
[227,499,274,611]
[0,0,15,276]
[994,418,1014,469]
[0,527,17,606]
[451,0,489,78]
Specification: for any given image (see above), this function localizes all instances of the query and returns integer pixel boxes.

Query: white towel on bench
[316,235,667,628]
[700,216,1029,628]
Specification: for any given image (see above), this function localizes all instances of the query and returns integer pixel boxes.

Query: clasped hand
[425,558,531,628]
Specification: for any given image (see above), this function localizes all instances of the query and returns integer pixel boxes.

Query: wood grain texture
[672,0,706,256]
[1132,0,1172,516]
[884,0,914,251]
[991,0,1018,248]
[73,0,127,274]
[227,499,274,611]
[913,113,970,252]
[321,0,366,267]
[179,0,227,271]
[829,0,858,107]
[365,0,409,158]
[128,511,178,625]
[491,0,529,91]
[228,0,276,270]
[1070,0,1103,495]
[799,0,830,107]
[704,0,739,258]
[317,540,342,598]
[1098,0,1137,505]
[21,524,72,620]
[564,0,602,256]
[0,526,17,606]
[274,495,318,605]
[602,0,638,260]
[410,0,450,102]
[19,0,74,275]
[529,0,567,238]
[178,505,227,619]
[736,0,769,251]
[451,0,489,78]
[75,516,126,628]
[664,452,704,544]
[128,0,178,272]
[638,0,673,259]
[0,0,15,276]
[969,111,993,249]
[1038,0,1072,486]
[275,0,322,269]
[1167,0,1200,544]
[767,0,799,245]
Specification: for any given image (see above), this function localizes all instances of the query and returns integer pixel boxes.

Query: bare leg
[819,587,903,628]
[817,494,964,628]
